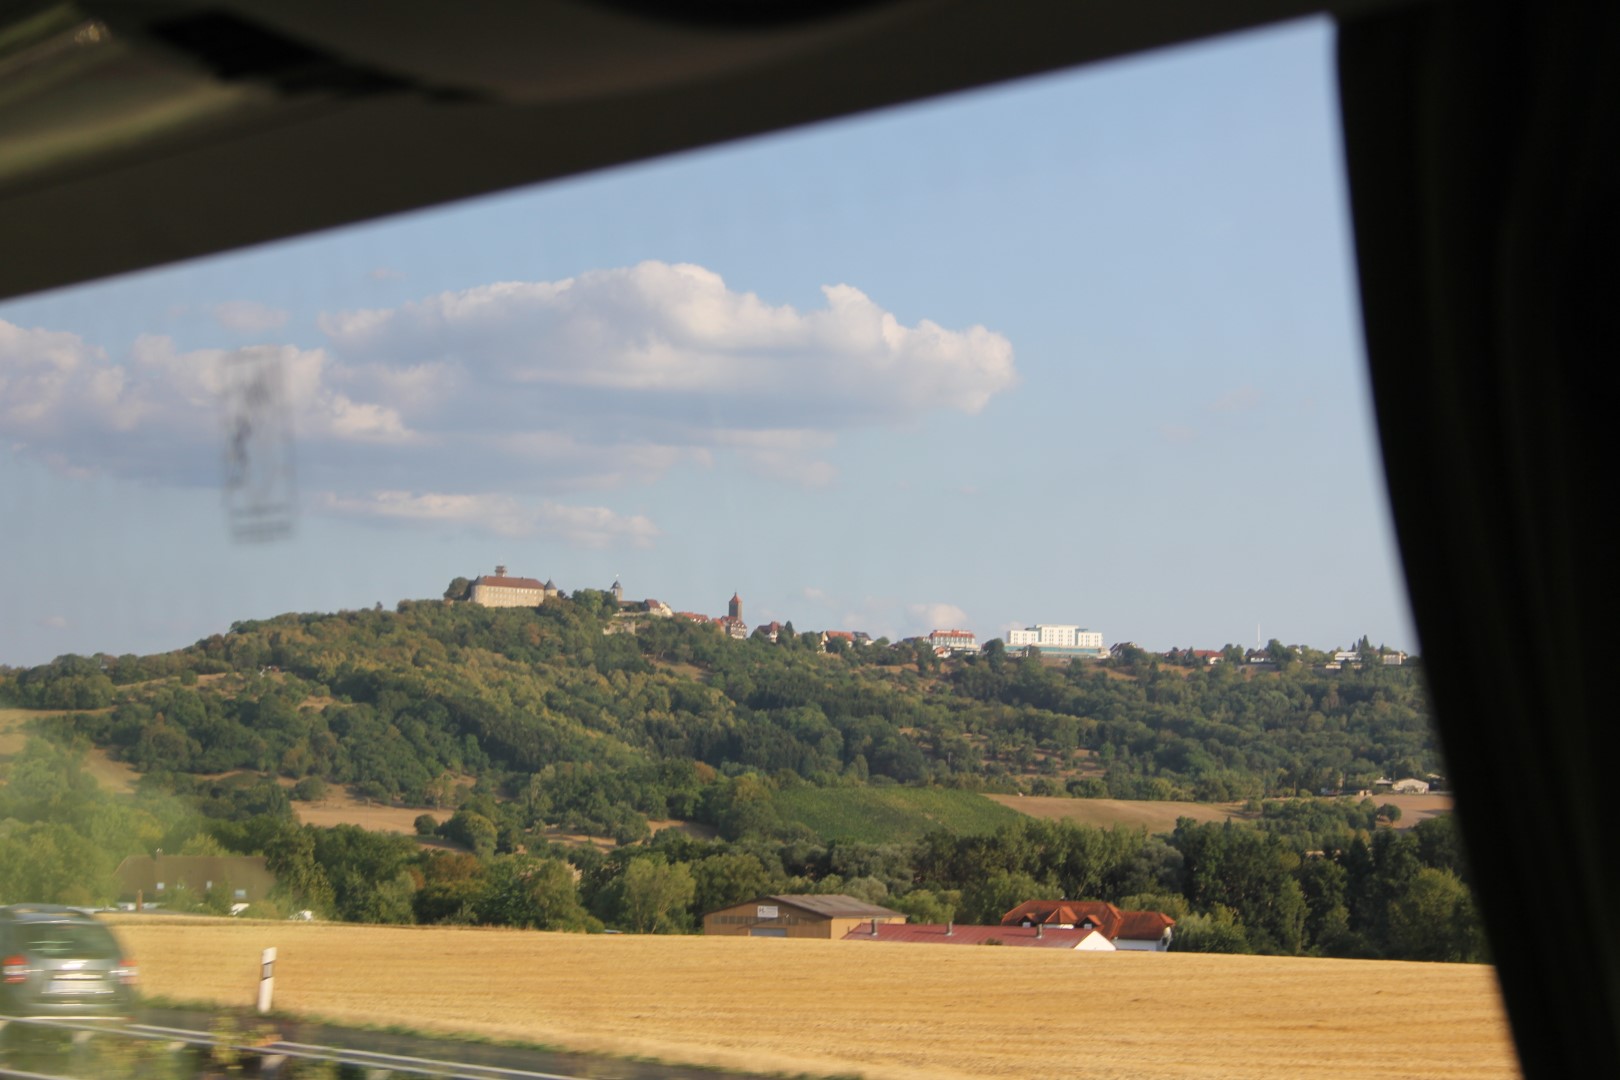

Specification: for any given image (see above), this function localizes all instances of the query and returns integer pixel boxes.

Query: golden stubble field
[108,918,1519,1080]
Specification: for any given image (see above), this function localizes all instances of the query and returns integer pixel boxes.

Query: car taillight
[113,958,138,987]
[2,955,29,984]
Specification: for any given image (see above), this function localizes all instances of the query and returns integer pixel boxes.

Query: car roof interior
[0,1,1612,1073]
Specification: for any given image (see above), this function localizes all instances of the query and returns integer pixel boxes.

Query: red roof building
[1000,900,1175,951]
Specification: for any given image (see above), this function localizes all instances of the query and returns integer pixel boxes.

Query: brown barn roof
[114,855,277,901]
[769,894,905,919]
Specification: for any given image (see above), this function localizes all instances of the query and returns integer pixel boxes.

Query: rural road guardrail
[1,1008,767,1079]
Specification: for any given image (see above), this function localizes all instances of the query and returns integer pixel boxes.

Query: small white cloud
[316,491,659,549]
[1159,424,1197,444]
[1208,385,1261,413]
[907,602,970,634]
[37,615,70,631]
[212,301,290,334]
[368,267,405,281]
[802,587,829,604]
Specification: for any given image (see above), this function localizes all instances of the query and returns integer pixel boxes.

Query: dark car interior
[0,1,1612,1074]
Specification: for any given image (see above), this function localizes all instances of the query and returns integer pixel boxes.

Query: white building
[929,629,978,655]
[1007,624,1106,658]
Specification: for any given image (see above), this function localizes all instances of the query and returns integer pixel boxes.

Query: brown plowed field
[108,918,1518,1080]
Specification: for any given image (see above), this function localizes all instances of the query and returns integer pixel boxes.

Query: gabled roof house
[1001,900,1175,951]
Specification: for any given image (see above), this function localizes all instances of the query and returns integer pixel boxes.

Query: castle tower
[611,578,623,603]
[729,592,742,621]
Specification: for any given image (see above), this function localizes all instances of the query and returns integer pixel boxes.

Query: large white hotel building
[1007,624,1107,660]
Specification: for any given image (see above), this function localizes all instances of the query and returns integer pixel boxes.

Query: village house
[844,921,1120,950]
[1000,900,1175,951]
[114,854,277,907]
[703,894,907,939]
[928,628,978,656]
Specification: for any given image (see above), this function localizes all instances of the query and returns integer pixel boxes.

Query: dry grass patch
[0,708,36,756]
[107,918,1518,1080]
[293,791,448,835]
[1373,793,1454,825]
[990,794,1245,832]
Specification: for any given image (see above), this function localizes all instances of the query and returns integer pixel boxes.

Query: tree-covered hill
[2,594,1441,841]
[0,596,1475,961]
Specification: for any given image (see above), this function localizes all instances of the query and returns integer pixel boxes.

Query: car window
[17,923,120,960]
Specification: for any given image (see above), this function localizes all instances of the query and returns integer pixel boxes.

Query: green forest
[0,593,1480,962]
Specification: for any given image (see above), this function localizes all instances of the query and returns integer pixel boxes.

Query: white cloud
[37,615,70,631]
[315,491,659,549]
[321,260,1016,428]
[0,263,1017,530]
[213,301,290,333]
[907,602,970,633]
[1208,385,1261,413]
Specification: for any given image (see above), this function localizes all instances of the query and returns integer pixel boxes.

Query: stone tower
[729,592,742,621]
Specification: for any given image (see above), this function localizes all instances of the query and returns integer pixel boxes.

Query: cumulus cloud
[907,602,970,633]
[315,491,659,548]
[320,261,1016,428]
[1,262,1016,540]
[213,301,290,333]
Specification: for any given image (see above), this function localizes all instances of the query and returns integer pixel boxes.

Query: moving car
[0,905,138,1021]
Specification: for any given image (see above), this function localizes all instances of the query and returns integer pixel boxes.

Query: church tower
[729,592,742,621]
[611,578,624,603]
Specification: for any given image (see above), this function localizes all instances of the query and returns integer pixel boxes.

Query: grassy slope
[771,785,1022,842]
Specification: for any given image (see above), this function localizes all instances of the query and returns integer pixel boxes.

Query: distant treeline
[0,739,1479,961]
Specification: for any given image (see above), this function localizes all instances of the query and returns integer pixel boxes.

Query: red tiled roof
[842,923,1111,949]
[1116,911,1176,940]
[474,574,545,590]
[999,899,1174,941]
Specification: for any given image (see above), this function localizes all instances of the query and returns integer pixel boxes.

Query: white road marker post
[256,947,277,1014]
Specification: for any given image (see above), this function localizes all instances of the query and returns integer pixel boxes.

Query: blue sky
[0,17,1415,667]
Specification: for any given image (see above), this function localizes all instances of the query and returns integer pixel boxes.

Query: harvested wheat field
[292,792,449,834]
[988,794,1245,832]
[108,918,1519,1080]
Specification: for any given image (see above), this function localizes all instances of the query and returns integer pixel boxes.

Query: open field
[1371,792,1455,824]
[992,793,1455,833]
[772,785,1022,842]
[989,794,1246,832]
[107,917,1519,1080]
[293,791,449,834]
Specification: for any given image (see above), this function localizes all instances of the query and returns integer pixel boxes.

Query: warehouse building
[703,894,907,939]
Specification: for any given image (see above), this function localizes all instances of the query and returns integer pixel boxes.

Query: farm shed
[115,854,277,906]
[1001,900,1175,951]
[703,894,906,939]
[843,922,1117,951]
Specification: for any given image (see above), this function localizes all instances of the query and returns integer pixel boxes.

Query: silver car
[0,905,138,1021]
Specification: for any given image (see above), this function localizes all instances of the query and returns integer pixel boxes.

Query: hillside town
[450,565,1408,670]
